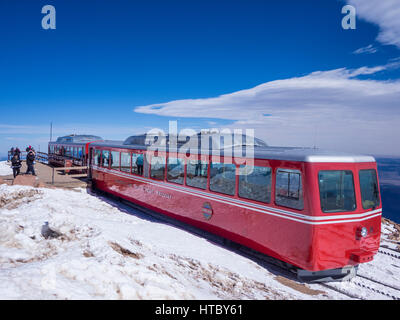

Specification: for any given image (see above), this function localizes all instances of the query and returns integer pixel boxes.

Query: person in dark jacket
[11,153,22,178]
[14,148,21,157]
[26,149,36,176]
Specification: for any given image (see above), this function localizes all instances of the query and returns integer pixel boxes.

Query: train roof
[89,134,376,163]
[50,134,103,145]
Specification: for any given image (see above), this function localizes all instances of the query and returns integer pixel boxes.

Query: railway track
[321,246,400,299]
[319,283,360,300]
[352,275,400,300]
[320,274,400,300]
[357,273,400,292]
[378,247,400,259]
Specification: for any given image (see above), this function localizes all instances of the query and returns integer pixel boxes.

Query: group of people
[10,146,36,178]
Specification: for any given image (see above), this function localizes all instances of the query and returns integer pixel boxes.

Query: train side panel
[91,161,315,270]
[90,147,382,272]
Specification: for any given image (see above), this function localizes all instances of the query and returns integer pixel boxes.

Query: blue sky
[1,0,400,156]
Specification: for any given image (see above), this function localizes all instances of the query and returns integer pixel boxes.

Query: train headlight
[361,227,368,237]
[357,227,368,238]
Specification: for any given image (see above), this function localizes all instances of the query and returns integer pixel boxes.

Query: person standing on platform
[26,149,36,176]
[11,152,22,178]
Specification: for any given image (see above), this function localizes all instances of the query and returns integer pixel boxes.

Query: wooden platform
[0,162,89,189]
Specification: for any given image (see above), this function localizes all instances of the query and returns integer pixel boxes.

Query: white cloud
[347,0,400,49]
[134,62,400,155]
[353,44,378,54]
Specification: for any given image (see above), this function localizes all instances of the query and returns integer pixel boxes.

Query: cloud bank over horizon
[134,62,400,156]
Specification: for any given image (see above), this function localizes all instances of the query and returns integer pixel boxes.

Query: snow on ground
[0,161,11,176]
[0,183,399,300]
[381,219,400,250]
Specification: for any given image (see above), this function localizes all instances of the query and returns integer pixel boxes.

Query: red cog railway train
[49,133,382,282]
[48,135,103,168]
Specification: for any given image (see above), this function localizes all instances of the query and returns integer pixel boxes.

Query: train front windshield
[318,169,380,213]
[319,170,356,213]
[359,169,380,210]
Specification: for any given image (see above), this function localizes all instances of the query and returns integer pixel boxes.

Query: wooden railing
[7,151,48,164]
[36,152,49,163]
[8,150,89,184]
[8,151,27,161]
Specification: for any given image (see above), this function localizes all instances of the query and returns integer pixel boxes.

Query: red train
[48,135,103,168]
[86,133,382,282]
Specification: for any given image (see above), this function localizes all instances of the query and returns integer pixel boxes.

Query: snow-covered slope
[0,161,11,176]
[0,183,399,300]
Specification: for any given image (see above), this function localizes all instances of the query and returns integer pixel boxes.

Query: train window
[73,148,77,158]
[239,166,271,203]
[150,156,165,180]
[167,158,184,185]
[132,153,144,176]
[318,170,356,213]
[275,169,304,210]
[359,169,380,210]
[186,160,208,190]
[120,152,131,173]
[111,151,120,170]
[210,163,236,196]
[79,148,83,159]
[94,149,101,166]
[101,150,111,168]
